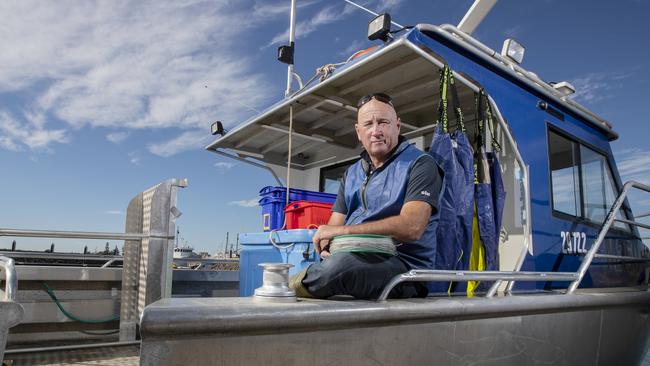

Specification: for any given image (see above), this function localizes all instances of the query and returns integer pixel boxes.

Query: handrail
[0,228,171,241]
[0,256,18,301]
[379,180,650,300]
[377,269,577,301]
[0,251,123,262]
[613,218,650,230]
[567,180,650,293]
[634,212,650,219]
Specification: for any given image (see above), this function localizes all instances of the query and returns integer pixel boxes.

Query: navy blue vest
[343,141,439,269]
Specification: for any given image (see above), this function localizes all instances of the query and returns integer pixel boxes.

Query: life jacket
[343,140,439,269]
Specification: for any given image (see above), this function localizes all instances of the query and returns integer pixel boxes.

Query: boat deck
[5,342,650,365]
[5,344,139,366]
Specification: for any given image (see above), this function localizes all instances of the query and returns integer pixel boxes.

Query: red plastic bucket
[284,201,333,229]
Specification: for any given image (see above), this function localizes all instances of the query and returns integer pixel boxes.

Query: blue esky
[1,0,649,254]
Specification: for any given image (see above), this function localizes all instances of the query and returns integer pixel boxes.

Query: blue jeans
[302,252,428,300]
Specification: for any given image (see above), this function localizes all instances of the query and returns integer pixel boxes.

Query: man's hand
[313,212,346,257]
[312,224,347,256]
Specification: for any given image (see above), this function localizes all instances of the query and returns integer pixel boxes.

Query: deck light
[367,13,391,42]
[551,81,576,97]
[501,38,525,64]
[211,121,226,136]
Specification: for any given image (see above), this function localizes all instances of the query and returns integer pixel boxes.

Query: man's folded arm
[328,212,346,226]
[312,201,431,250]
[339,201,431,242]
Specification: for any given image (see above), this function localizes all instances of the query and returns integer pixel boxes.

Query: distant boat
[173,245,200,267]
[173,246,198,259]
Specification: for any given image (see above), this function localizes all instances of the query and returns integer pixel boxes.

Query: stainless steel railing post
[1,255,23,361]
[567,181,650,293]
[0,256,17,301]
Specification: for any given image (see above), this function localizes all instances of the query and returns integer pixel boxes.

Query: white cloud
[148,130,212,157]
[615,148,650,211]
[265,0,405,48]
[252,0,319,18]
[0,111,68,151]
[615,148,650,184]
[0,1,275,154]
[373,0,406,11]
[107,131,129,144]
[128,151,142,165]
[228,198,260,207]
[504,25,522,39]
[214,161,236,173]
[268,4,356,46]
[105,210,125,215]
[571,71,634,104]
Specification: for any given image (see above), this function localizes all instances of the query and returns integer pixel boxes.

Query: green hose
[42,282,120,324]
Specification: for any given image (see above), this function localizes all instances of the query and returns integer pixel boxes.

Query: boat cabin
[206,24,649,292]
[135,22,650,364]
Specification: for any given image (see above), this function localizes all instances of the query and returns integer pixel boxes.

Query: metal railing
[378,270,576,301]
[0,256,17,301]
[567,180,650,293]
[0,228,166,241]
[379,180,650,301]
[0,178,187,347]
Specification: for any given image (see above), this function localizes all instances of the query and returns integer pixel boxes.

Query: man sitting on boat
[290,93,443,299]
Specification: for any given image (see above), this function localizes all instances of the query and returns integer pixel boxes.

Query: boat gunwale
[139,289,650,338]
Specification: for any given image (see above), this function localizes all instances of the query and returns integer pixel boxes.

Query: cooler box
[285,201,333,229]
[239,229,318,297]
[258,186,336,231]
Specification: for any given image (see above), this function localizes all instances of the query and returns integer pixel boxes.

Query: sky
[1,0,649,254]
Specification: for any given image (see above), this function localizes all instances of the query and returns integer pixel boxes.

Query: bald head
[355,98,401,167]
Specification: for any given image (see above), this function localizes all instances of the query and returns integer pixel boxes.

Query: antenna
[281,0,298,97]
[457,0,497,35]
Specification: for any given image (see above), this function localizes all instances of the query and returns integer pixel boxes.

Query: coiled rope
[329,234,397,256]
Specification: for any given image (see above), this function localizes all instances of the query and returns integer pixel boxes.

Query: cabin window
[548,128,628,230]
[580,146,626,228]
[319,159,358,194]
[549,131,582,217]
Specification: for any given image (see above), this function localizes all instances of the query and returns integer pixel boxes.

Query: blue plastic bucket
[259,197,286,231]
[259,186,336,203]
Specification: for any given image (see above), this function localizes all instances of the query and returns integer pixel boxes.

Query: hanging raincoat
[427,66,474,294]
[468,90,506,295]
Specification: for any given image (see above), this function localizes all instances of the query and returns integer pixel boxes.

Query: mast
[284,0,297,96]
[457,0,497,35]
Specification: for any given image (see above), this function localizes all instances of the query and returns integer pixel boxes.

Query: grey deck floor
[6,345,139,366]
[5,343,650,365]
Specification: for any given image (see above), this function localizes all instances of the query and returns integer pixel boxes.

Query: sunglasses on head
[357,93,393,109]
